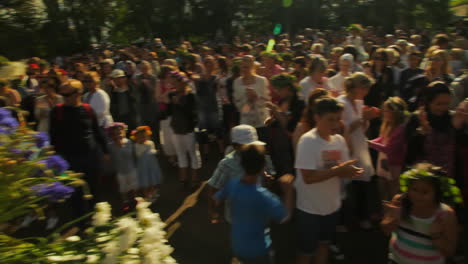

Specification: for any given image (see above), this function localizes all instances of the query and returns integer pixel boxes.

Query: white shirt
[299,76,330,103]
[83,89,113,127]
[337,95,375,180]
[34,95,63,133]
[327,72,349,94]
[233,75,271,128]
[294,128,349,215]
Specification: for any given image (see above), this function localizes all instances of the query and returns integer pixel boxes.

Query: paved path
[151,149,390,264]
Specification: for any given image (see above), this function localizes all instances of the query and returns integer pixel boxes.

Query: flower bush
[0,107,84,224]
[1,199,177,264]
[0,107,178,263]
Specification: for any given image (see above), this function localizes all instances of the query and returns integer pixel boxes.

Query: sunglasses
[60,90,79,97]
[82,80,94,83]
[374,57,385,61]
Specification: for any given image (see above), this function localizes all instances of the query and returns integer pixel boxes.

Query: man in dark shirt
[399,51,424,102]
[49,79,109,218]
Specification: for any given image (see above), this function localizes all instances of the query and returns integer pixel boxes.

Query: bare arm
[431,209,458,257]
[300,160,362,184]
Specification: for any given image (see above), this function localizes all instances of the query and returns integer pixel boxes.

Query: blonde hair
[426,49,450,76]
[344,72,374,94]
[380,97,408,137]
[311,43,324,54]
[331,47,344,56]
[84,71,100,83]
[61,79,83,93]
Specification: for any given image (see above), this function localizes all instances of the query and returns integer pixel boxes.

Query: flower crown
[169,71,190,83]
[270,73,297,90]
[347,24,364,32]
[400,165,463,205]
[130,126,152,139]
[105,122,127,136]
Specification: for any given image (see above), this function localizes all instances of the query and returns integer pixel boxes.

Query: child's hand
[336,160,363,179]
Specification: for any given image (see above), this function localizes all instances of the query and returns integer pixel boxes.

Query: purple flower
[0,108,12,120]
[34,132,49,148]
[10,148,33,158]
[39,155,69,174]
[31,182,74,202]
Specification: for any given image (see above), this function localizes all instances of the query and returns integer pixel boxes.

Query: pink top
[158,80,172,112]
[368,125,407,166]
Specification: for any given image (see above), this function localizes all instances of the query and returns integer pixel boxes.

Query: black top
[365,66,395,107]
[49,104,108,157]
[169,91,197,134]
[399,68,425,101]
[195,75,218,112]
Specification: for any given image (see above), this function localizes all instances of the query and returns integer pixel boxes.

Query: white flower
[96,235,113,243]
[117,217,139,252]
[163,256,177,264]
[142,250,162,264]
[102,240,119,264]
[86,255,100,263]
[65,235,81,242]
[121,255,141,264]
[47,256,65,262]
[127,248,140,255]
[93,202,112,226]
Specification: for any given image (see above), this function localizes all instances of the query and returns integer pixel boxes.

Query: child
[107,122,138,210]
[381,163,459,264]
[131,126,163,202]
[368,97,408,201]
[215,144,293,264]
[295,97,363,264]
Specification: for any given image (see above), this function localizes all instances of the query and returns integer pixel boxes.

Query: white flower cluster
[135,197,176,264]
[92,202,112,226]
[90,199,177,264]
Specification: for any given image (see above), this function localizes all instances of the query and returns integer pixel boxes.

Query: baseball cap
[231,125,266,145]
[110,69,126,79]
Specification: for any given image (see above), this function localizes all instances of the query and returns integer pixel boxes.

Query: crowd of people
[1,24,468,263]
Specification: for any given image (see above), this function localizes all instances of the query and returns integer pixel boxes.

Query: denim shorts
[296,209,339,256]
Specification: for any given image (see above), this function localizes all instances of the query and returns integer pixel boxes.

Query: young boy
[215,144,292,264]
[295,97,362,264]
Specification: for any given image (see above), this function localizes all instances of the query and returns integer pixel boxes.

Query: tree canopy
[0,0,457,59]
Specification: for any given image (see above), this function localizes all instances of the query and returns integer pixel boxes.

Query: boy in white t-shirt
[295,97,363,264]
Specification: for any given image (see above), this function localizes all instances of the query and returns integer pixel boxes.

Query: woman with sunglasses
[49,79,109,220]
[34,77,63,132]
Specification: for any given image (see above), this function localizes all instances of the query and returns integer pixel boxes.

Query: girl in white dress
[131,126,162,201]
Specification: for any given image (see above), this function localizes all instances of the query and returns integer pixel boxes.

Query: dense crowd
[1,24,467,264]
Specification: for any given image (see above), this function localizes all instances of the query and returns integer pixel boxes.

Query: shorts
[295,209,339,256]
[236,250,274,264]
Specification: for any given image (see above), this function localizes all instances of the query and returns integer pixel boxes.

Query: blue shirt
[215,178,286,258]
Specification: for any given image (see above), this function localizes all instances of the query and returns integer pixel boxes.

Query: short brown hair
[239,144,266,176]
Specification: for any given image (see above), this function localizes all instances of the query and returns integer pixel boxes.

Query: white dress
[337,95,375,181]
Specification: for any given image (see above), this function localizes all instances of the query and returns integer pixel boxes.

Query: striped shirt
[390,204,450,264]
